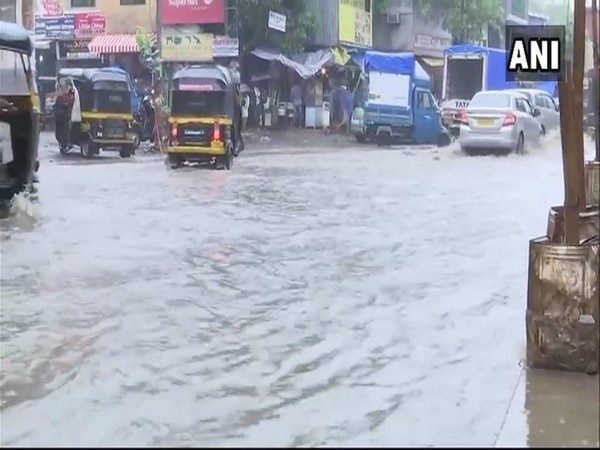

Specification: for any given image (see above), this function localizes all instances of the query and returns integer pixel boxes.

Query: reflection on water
[496,369,600,447]
[526,369,599,448]
[1,134,599,446]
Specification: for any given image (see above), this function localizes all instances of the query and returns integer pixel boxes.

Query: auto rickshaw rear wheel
[215,145,233,171]
[80,141,94,159]
[119,145,134,159]
[166,153,182,169]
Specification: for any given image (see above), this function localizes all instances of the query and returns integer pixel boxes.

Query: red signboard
[42,0,62,15]
[162,0,226,25]
[74,13,107,38]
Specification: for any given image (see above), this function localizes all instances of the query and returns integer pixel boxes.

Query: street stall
[526,0,600,375]
[249,47,352,130]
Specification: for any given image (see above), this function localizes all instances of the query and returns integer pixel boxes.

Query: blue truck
[350,51,450,146]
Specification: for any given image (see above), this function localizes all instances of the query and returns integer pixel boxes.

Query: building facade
[59,0,156,34]
[305,0,373,49]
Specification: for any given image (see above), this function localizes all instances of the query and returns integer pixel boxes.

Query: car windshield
[469,93,511,108]
[516,91,533,102]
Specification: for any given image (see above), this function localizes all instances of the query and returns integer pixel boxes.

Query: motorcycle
[132,94,155,150]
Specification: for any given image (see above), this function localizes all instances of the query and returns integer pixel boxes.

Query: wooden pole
[560,2,587,244]
[592,0,600,161]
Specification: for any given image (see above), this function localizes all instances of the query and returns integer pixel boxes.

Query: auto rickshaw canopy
[57,68,133,91]
[0,20,32,55]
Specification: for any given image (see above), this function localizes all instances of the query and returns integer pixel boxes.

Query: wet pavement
[1,131,598,447]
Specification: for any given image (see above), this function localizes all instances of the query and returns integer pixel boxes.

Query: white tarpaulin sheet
[251,48,334,80]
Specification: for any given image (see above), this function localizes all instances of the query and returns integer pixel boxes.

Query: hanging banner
[161,33,214,62]
[162,0,226,25]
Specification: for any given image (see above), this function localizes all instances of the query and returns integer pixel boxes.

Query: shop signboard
[58,39,98,60]
[338,0,372,47]
[162,0,226,25]
[35,14,76,39]
[213,36,238,58]
[161,33,214,62]
[74,13,106,38]
[267,11,286,33]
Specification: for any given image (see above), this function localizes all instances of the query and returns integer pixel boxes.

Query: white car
[507,88,561,133]
[459,90,543,155]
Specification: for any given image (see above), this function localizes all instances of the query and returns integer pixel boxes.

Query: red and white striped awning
[87,33,156,54]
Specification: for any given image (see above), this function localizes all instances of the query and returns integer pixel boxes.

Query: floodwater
[1,132,598,447]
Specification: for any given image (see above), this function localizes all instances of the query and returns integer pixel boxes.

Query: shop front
[412,33,452,102]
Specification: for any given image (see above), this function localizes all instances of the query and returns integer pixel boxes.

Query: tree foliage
[135,27,160,73]
[414,0,504,43]
[237,0,316,54]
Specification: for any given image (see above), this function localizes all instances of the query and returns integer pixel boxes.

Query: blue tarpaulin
[363,51,415,75]
[352,51,430,82]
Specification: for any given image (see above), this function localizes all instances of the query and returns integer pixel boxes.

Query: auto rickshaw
[166,64,241,170]
[0,20,40,210]
[55,68,136,159]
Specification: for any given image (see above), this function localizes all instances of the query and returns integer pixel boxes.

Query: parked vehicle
[132,94,155,149]
[441,45,518,137]
[459,90,543,155]
[0,20,40,209]
[350,51,450,146]
[506,88,560,133]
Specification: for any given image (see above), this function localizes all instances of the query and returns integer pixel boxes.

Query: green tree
[414,0,504,43]
[238,0,316,54]
[135,27,160,73]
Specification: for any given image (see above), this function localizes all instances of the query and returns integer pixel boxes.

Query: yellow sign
[338,0,372,47]
[161,33,213,62]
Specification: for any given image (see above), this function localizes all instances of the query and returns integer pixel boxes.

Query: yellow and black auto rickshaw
[167,64,241,170]
[55,68,136,159]
[0,20,40,210]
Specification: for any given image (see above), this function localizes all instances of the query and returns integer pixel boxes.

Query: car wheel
[462,146,475,156]
[437,132,451,147]
[515,132,525,155]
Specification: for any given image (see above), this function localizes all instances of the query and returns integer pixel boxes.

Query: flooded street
[1,132,598,447]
